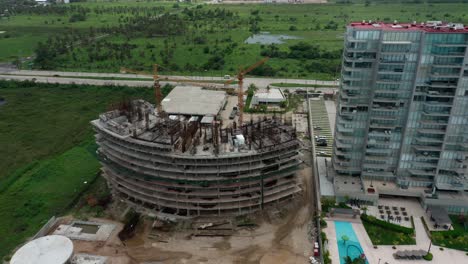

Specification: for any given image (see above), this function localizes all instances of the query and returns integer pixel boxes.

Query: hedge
[420,216,432,238]
[361,214,414,235]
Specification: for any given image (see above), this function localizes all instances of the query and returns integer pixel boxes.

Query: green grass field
[2,1,468,79]
[0,141,100,260]
[0,80,162,260]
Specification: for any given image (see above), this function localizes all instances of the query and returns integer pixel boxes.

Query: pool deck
[324,216,467,264]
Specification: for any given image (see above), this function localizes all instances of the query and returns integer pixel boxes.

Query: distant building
[35,0,49,5]
[250,88,286,107]
[332,21,468,213]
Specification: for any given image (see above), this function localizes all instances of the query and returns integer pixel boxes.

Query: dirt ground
[73,164,314,264]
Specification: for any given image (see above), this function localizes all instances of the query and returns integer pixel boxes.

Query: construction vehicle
[225,57,269,125]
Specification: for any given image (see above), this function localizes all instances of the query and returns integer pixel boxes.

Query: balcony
[379,59,406,65]
[415,154,440,160]
[373,97,400,103]
[376,79,401,84]
[362,170,394,177]
[422,110,451,117]
[426,91,455,98]
[341,84,367,91]
[427,81,458,88]
[333,162,361,172]
[412,144,442,152]
[435,182,465,191]
[415,137,444,144]
[433,52,466,58]
[364,155,390,162]
[342,74,366,81]
[340,92,361,100]
[345,47,377,52]
[342,65,371,72]
[366,148,392,154]
[435,43,468,48]
[334,148,354,158]
[411,161,438,168]
[363,163,391,170]
[419,119,448,126]
[335,139,352,149]
[417,128,446,134]
[374,89,400,94]
[432,63,463,68]
[336,132,354,141]
[344,56,376,63]
[369,122,396,129]
[378,70,404,75]
[370,116,397,121]
[337,124,354,133]
[346,37,368,43]
[368,131,392,139]
[430,72,460,78]
[408,169,436,176]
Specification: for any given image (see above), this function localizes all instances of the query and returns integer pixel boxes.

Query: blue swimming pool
[334,221,368,264]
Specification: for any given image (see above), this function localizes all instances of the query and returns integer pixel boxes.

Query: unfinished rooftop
[161,86,227,116]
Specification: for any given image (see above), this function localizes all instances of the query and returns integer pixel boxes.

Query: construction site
[5,60,318,264]
[93,85,303,218]
[90,58,310,220]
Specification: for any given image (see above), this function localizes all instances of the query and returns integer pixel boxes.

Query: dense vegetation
[0,80,172,260]
[2,1,468,79]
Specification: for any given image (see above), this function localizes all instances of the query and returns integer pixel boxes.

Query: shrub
[361,214,414,235]
[320,218,327,228]
[423,252,433,261]
[321,231,328,243]
[323,251,331,264]
[321,197,336,213]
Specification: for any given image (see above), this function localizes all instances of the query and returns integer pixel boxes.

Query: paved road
[0,68,339,88]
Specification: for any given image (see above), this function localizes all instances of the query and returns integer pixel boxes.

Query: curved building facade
[92,99,302,218]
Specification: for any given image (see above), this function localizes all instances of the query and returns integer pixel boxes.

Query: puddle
[245,32,301,44]
[0,98,6,106]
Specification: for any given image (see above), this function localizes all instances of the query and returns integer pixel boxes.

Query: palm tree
[362,206,368,215]
[344,256,353,264]
[342,235,349,245]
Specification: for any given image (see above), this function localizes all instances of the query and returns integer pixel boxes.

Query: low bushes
[423,252,433,261]
[420,216,432,238]
[361,214,414,235]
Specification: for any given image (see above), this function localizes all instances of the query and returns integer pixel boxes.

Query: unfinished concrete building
[92,88,302,218]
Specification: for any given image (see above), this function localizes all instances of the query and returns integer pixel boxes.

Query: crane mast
[230,57,269,126]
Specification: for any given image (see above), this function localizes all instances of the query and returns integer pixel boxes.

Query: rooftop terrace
[350,21,468,33]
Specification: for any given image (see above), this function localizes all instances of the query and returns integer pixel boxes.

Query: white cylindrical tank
[11,235,73,264]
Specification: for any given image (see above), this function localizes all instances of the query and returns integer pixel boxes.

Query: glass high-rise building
[333,21,468,211]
